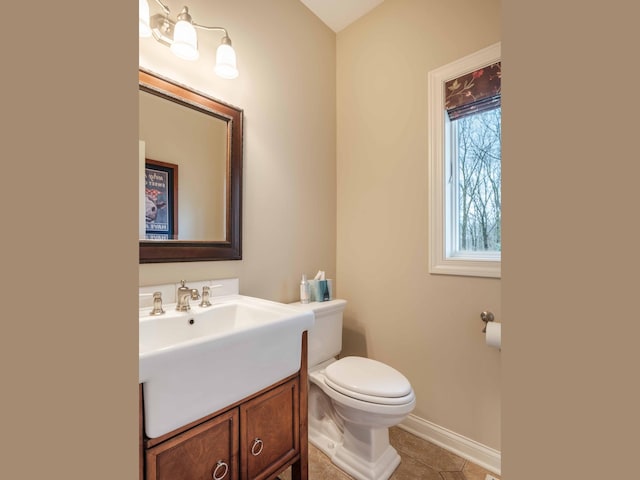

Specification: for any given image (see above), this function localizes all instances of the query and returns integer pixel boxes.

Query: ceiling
[299,0,385,32]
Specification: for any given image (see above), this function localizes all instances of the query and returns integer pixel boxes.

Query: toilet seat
[324,356,414,406]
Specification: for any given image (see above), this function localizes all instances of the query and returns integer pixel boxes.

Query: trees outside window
[451,107,501,253]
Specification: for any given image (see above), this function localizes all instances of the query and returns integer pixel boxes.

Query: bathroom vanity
[140,332,308,480]
[138,286,313,480]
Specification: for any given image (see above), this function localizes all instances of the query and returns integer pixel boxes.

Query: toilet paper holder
[480,311,495,333]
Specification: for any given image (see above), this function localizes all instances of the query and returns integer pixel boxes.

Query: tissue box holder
[309,279,333,302]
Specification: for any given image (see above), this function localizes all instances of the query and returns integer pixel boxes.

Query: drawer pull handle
[212,460,229,480]
[251,438,264,456]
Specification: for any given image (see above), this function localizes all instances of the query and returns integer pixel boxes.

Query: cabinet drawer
[146,409,239,480]
[241,379,299,480]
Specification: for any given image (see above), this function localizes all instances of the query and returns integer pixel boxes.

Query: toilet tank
[290,299,347,368]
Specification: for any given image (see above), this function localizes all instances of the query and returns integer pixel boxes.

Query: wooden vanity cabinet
[241,379,299,480]
[140,332,308,480]
[146,409,238,480]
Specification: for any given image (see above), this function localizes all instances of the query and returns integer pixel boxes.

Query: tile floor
[278,426,500,480]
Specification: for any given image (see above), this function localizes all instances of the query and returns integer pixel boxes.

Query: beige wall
[138,0,337,301]
[139,0,501,452]
[336,0,502,450]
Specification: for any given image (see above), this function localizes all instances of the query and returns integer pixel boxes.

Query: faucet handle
[150,291,165,315]
[139,292,165,316]
[199,284,223,307]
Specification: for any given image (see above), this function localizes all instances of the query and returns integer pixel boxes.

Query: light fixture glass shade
[170,20,199,60]
[215,42,239,79]
[139,0,151,38]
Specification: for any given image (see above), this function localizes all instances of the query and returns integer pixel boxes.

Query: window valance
[445,61,501,120]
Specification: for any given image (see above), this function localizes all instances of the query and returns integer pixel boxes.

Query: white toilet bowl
[308,357,415,480]
[290,299,415,480]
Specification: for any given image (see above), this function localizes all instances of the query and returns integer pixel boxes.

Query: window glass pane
[452,107,501,253]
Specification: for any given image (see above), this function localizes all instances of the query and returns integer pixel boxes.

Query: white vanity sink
[139,294,314,438]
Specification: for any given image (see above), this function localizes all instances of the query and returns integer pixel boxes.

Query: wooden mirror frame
[139,68,243,263]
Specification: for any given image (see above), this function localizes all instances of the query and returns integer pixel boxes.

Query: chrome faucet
[176,280,195,311]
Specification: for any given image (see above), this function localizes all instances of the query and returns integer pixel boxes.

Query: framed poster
[145,159,178,240]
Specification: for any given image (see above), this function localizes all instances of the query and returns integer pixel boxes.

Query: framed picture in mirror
[145,158,178,240]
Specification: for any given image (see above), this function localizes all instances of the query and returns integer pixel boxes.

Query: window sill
[429,256,501,278]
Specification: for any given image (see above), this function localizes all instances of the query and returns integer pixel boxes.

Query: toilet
[291,299,416,480]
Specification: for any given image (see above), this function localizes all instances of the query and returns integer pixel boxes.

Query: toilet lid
[324,357,413,402]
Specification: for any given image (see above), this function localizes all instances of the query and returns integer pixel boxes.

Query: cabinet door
[146,409,239,480]
[241,379,299,480]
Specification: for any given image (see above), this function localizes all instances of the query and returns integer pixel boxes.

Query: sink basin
[139,301,296,354]
[139,294,314,438]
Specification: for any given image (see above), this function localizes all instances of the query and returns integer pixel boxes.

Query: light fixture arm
[193,24,231,41]
[150,0,231,39]
[151,0,171,16]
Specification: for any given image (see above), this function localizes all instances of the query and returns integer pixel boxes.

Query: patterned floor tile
[278,426,500,480]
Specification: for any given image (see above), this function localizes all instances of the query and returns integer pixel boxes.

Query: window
[428,43,501,278]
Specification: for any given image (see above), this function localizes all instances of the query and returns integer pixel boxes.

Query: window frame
[428,42,501,278]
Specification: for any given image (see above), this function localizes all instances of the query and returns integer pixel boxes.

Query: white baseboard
[398,414,501,476]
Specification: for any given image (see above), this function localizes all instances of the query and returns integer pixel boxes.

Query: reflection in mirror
[139,90,227,241]
[138,69,243,263]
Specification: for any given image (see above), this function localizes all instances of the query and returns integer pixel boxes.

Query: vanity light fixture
[139,0,239,79]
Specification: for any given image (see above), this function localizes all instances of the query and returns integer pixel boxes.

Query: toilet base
[333,443,401,480]
[310,423,401,480]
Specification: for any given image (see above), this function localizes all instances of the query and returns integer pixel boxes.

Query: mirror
[138,68,243,263]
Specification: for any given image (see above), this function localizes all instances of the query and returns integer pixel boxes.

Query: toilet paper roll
[485,322,501,350]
